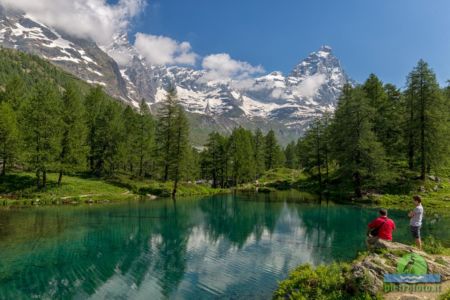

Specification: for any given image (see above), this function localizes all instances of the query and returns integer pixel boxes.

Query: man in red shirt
[367,209,396,241]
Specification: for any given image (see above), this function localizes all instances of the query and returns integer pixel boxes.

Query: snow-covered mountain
[0,5,352,144]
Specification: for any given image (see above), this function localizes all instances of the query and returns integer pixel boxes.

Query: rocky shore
[354,239,450,299]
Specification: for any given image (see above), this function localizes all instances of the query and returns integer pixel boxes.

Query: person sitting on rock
[367,209,396,241]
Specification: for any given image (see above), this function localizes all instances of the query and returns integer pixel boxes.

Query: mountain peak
[319,45,332,52]
[290,44,342,78]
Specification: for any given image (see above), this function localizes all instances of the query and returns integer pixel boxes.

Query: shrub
[423,236,445,255]
[439,289,450,300]
[273,263,378,300]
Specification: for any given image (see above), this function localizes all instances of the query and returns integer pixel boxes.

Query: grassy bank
[236,167,450,215]
[369,175,450,215]
[106,175,229,198]
[0,172,228,207]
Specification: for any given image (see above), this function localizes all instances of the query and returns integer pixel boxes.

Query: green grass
[369,175,450,215]
[0,172,136,205]
[0,172,229,206]
[106,174,229,198]
[252,167,450,215]
[440,289,450,300]
[237,168,307,193]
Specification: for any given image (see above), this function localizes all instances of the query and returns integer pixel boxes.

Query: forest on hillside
[0,48,449,198]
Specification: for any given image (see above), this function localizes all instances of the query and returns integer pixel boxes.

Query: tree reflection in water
[0,193,427,299]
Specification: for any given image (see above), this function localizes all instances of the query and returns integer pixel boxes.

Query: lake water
[0,191,449,299]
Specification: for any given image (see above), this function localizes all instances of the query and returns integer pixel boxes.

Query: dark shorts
[410,225,421,239]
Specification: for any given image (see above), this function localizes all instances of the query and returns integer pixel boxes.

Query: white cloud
[0,0,145,45]
[134,33,197,66]
[201,53,264,83]
[293,73,326,98]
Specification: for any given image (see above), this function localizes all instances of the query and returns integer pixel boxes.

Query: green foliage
[0,102,20,176]
[20,81,63,188]
[154,88,190,196]
[297,114,331,190]
[405,60,449,178]
[423,236,446,255]
[105,174,227,198]
[136,99,155,177]
[155,87,179,181]
[440,290,450,300]
[228,127,257,184]
[273,263,377,300]
[201,131,228,188]
[330,85,388,197]
[1,47,449,201]
[58,82,88,183]
[265,129,284,170]
[284,141,297,169]
[0,172,134,203]
[253,128,266,177]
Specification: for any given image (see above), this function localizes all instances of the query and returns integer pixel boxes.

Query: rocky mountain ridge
[0,5,353,144]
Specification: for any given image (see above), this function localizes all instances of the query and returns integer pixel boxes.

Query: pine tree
[297,115,331,189]
[253,129,266,178]
[203,132,227,188]
[264,129,282,170]
[85,86,107,175]
[228,127,256,185]
[156,87,179,181]
[169,106,189,197]
[121,106,139,173]
[405,60,447,179]
[58,83,88,185]
[185,147,201,181]
[136,99,155,177]
[284,141,297,169]
[0,102,20,176]
[363,74,388,138]
[85,86,123,176]
[331,85,387,197]
[21,82,62,188]
[0,75,28,110]
[383,83,405,159]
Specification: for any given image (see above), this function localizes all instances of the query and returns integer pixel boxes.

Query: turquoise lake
[0,192,449,299]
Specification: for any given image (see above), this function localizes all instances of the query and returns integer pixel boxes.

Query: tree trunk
[42,169,47,190]
[89,153,94,173]
[316,127,322,191]
[354,171,362,198]
[58,170,63,186]
[163,164,169,182]
[419,75,426,180]
[408,93,415,170]
[212,171,217,188]
[139,155,144,177]
[36,170,41,189]
[172,177,178,199]
[325,148,329,183]
[1,156,6,176]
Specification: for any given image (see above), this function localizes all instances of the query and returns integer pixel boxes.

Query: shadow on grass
[0,174,36,194]
[0,173,68,196]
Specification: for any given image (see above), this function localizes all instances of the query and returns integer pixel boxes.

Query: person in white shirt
[408,195,424,250]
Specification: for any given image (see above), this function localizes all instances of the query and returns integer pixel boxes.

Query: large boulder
[353,238,450,298]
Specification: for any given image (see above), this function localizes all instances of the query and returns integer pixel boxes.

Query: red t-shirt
[368,216,396,241]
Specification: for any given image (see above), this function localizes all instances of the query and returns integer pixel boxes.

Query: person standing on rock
[408,195,424,250]
[367,209,396,242]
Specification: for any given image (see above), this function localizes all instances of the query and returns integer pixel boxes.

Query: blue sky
[126,0,450,87]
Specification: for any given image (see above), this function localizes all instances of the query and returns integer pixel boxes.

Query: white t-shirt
[410,204,423,227]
